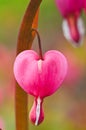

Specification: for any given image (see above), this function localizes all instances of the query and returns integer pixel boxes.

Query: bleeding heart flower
[83,0,86,12]
[13,50,67,125]
[55,0,85,47]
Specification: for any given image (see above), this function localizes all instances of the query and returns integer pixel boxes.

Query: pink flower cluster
[55,0,86,47]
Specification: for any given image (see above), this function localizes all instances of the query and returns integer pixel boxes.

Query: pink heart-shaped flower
[14,50,67,98]
[13,50,67,125]
[55,0,85,46]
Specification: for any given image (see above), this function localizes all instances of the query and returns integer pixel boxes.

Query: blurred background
[0,0,86,130]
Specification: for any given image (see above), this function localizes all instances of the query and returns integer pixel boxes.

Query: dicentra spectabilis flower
[14,50,67,125]
[55,0,85,47]
[83,0,86,12]
[13,29,68,125]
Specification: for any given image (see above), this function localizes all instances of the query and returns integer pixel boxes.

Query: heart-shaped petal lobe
[14,50,67,98]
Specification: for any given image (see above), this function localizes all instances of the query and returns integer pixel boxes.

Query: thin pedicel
[31,29,43,60]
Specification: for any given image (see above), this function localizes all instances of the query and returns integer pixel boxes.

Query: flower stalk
[15,0,42,130]
[31,28,43,60]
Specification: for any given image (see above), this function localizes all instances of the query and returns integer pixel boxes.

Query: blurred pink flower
[0,88,4,105]
[63,50,84,86]
[0,45,15,103]
[83,0,86,11]
[55,0,85,47]
[0,118,5,130]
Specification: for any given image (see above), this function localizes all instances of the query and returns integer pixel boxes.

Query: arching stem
[31,29,43,59]
[15,0,42,130]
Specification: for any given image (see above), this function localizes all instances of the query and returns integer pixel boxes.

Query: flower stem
[15,0,42,130]
[31,28,43,59]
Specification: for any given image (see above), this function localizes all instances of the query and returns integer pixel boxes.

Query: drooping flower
[13,50,67,125]
[83,0,86,12]
[55,0,85,47]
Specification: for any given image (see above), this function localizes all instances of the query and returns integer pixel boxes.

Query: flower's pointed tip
[69,39,83,48]
[62,17,85,48]
[29,98,44,126]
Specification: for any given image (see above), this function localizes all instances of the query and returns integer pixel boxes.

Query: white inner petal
[35,97,41,126]
[62,17,85,47]
[77,17,85,37]
[38,60,42,73]
[62,19,71,41]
